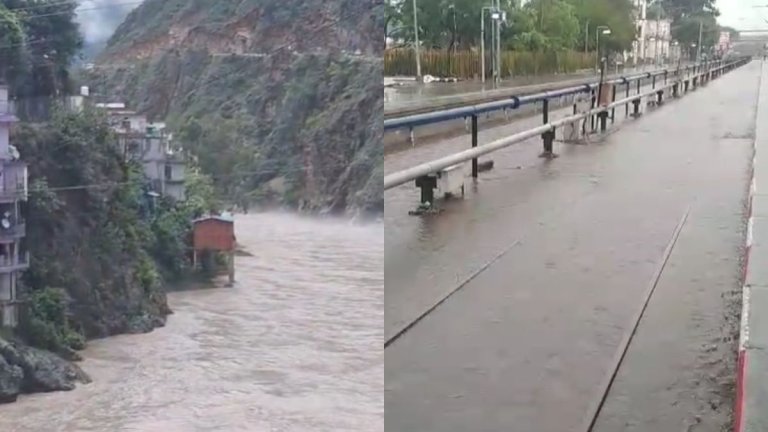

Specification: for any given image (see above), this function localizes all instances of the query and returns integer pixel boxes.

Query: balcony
[0,221,25,241]
[0,300,21,329]
[0,252,29,273]
[0,161,28,202]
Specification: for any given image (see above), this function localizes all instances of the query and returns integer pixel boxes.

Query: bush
[20,287,85,354]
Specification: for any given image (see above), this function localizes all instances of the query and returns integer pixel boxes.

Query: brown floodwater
[0,213,383,432]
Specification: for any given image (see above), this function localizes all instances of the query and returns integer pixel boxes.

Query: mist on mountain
[75,0,142,60]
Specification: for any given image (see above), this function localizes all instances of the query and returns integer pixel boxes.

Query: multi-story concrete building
[0,85,30,329]
[717,31,731,56]
[96,103,186,200]
[630,0,677,65]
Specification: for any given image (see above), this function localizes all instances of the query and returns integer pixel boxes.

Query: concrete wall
[168,162,185,182]
[0,87,9,157]
[166,183,185,201]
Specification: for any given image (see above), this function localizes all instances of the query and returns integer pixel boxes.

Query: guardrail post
[471,115,478,178]
[590,89,596,132]
[656,89,663,105]
[625,82,630,117]
[415,176,437,207]
[673,82,679,98]
[599,111,608,132]
[611,85,616,124]
[652,74,656,89]
[684,79,689,92]
[540,99,557,158]
[632,98,641,118]
[409,127,415,147]
[541,129,555,158]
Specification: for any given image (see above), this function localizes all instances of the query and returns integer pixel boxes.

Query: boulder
[0,338,90,396]
[0,356,22,403]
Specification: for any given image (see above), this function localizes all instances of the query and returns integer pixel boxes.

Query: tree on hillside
[0,0,83,96]
[0,5,24,84]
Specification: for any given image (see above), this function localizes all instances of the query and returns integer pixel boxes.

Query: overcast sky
[718,0,768,31]
[75,0,143,43]
[71,0,766,40]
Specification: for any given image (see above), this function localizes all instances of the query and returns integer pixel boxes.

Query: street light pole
[496,0,502,83]
[480,5,496,84]
[595,26,610,73]
[412,0,422,80]
[452,7,457,56]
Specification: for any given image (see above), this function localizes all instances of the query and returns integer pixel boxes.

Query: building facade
[717,31,731,56]
[0,85,30,329]
[630,0,677,65]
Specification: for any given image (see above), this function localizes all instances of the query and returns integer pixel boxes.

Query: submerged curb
[738,60,768,432]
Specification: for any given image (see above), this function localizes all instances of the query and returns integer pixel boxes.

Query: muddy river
[0,213,383,432]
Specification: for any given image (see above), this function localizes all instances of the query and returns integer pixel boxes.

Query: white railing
[384,59,746,190]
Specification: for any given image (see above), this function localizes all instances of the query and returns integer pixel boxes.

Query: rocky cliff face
[89,0,384,217]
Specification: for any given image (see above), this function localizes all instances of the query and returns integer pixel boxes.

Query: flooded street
[0,213,383,432]
[385,62,756,431]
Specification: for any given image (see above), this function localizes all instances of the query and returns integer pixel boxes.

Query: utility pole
[496,0,502,83]
[696,20,702,62]
[584,21,589,55]
[654,4,663,67]
[412,0,422,80]
[481,9,486,83]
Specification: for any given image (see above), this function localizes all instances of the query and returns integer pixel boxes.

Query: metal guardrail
[384,61,723,133]
[384,57,751,191]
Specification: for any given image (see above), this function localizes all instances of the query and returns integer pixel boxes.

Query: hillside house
[96,103,186,200]
[0,85,30,329]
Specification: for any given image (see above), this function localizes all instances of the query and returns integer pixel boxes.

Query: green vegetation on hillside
[15,108,215,354]
[91,0,383,217]
[0,0,82,95]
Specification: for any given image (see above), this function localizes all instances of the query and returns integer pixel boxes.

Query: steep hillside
[89,0,384,217]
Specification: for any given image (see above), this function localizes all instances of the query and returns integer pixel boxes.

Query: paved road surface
[384,61,757,431]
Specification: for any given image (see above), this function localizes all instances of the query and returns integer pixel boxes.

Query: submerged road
[385,61,759,431]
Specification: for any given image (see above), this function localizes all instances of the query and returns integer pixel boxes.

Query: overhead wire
[27,163,321,194]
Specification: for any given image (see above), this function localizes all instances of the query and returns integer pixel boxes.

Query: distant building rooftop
[95,102,126,110]
[193,214,234,224]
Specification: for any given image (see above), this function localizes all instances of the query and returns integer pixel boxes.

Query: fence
[384,57,750,191]
[384,49,597,79]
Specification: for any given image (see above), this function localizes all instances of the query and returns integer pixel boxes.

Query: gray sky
[70,0,765,40]
[75,0,143,43]
[718,0,768,31]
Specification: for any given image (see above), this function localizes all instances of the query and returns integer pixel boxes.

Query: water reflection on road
[0,213,383,432]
